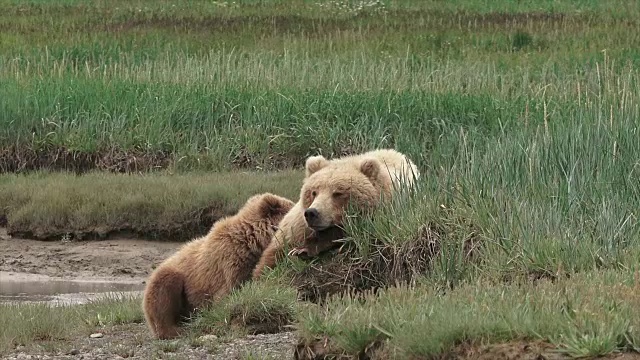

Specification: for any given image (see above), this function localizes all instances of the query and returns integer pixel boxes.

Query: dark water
[0,272,145,305]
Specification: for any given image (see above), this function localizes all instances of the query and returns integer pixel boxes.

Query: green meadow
[2,0,639,172]
[1,0,639,358]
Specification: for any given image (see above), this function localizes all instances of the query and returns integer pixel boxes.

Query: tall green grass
[340,60,640,288]
[1,0,639,171]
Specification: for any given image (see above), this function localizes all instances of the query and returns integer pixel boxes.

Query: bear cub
[142,192,295,339]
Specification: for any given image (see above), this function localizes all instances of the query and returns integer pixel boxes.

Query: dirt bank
[0,227,180,283]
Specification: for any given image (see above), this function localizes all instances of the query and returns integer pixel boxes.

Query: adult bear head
[299,154,391,231]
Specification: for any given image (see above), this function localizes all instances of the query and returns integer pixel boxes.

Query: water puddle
[0,271,146,306]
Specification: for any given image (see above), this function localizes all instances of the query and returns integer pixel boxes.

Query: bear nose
[304,208,319,221]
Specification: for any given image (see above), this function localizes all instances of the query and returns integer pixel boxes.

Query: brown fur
[142,193,295,339]
[252,149,420,279]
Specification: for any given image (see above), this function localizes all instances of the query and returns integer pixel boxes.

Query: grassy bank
[1,0,639,172]
[2,0,638,238]
[0,170,302,240]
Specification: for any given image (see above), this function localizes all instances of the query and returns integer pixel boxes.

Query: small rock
[89,332,104,338]
[68,349,80,355]
[198,334,218,342]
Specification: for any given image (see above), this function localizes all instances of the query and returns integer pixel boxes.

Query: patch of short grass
[80,293,146,327]
[154,339,182,354]
[0,170,302,240]
[297,269,640,359]
[239,350,283,360]
[189,279,298,338]
[0,293,143,355]
[187,334,221,354]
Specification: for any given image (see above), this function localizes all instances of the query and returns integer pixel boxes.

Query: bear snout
[304,208,319,223]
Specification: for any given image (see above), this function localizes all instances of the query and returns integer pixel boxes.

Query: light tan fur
[252,149,420,279]
[142,193,295,339]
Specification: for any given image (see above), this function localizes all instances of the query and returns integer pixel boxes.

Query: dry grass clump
[287,185,481,303]
[290,223,480,303]
[0,144,173,174]
[290,223,439,303]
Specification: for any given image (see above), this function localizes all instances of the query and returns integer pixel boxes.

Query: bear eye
[311,191,317,197]
[333,192,344,198]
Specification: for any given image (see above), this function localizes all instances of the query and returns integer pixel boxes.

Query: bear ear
[257,193,294,217]
[243,194,264,208]
[305,155,330,177]
[359,157,381,180]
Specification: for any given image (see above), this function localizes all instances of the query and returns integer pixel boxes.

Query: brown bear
[252,149,420,279]
[142,192,295,340]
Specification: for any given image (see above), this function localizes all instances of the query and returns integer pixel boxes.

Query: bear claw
[288,247,309,257]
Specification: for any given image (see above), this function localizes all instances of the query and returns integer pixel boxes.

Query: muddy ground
[0,227,179,282]
[0,227,297,359]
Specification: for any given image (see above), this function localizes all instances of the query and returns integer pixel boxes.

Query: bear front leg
[252,241,283,279]
[253,207,316,279]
